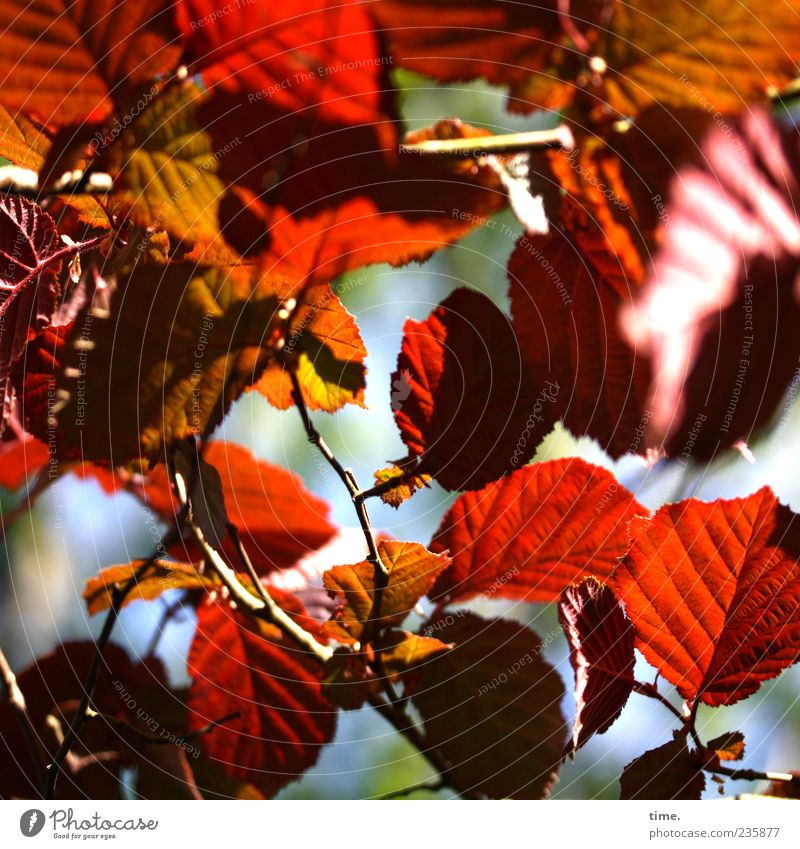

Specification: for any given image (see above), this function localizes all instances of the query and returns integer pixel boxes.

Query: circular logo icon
[20,810,45,837]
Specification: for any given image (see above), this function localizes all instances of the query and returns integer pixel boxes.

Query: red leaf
[392,288,538,491]
[187,595,337,798]
[429,458,645,606]
[0,0,181,125]
[0,198,61,433]
[509,199,653,458]
[620,734,705,800]
[612,488,800,707]
[623,109,800,460]
[410,613,566,799]
[0,432,48,490]
[177,0,505,281]
[558,578,635,758]
[176,0,386,129]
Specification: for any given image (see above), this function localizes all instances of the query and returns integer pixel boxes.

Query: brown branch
[0,644,46,793]
[285,368,478,797]
[170,465,333,663]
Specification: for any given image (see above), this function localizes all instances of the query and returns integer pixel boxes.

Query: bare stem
[400,126,575,157]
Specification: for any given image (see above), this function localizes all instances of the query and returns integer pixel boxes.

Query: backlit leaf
[187,594,336,798]
[254,283,367,412]
[612,488,800,707]
[508,199,652,458]
[15,262,284,463]
[429,458,645,606]
[0,432,49,491]
[0,0,181,125]
[105,82,232,257]
[138,441,337,575]
[0,197,61,432]
[623,109,800,460]
[83,560,214,616]
[706,731,745,763]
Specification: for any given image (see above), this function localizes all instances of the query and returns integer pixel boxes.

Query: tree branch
[170,466,333,663]
[285,367,477,797]
[400,125,574,157]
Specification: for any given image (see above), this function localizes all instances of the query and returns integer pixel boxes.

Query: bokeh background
[2,71,799,800]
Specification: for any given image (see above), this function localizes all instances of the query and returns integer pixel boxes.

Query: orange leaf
[322,540,450,643]
[613,488,800,707]
[255,283,367,412]
[83,560,214,616]
[430,458,645,606]
[706,731,745,763]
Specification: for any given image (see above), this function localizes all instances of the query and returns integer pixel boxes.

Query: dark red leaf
[392,287,539,491]
[0,641,140,799]
[558,578,635,758]
[0,198,61,433]
[623,109,800,460]
[411,613,566,799]
[509,198,653,459]
[620,734,705,800]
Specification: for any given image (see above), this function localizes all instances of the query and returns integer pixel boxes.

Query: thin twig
[0,644,46,793]
[84,707,240,747]
[705,764,800,788]
[632,680,685,723]
[372,777,445,800]
[287,368,388,640]
[226,522,271,606]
